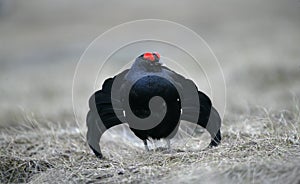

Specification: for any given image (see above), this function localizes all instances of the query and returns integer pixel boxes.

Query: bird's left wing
[162,66,222,147]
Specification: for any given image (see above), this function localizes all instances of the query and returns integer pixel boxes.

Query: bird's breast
[123,75,180,121]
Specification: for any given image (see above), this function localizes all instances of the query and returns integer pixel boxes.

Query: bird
[86,52,222,158]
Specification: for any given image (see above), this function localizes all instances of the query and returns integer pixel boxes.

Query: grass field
[0,0,300,183]
[0,105,300,183]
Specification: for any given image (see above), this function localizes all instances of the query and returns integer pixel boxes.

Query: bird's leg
[166,139,171,150]
[143,140,149,151]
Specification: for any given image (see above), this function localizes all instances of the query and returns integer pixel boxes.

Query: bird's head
[132,52,162,72]
[140,52,160,63]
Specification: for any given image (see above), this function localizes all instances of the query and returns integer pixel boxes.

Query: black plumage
[87,52,222,158]
[128,75,181,140]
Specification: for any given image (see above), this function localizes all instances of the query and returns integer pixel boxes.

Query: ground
[0,106,299,183]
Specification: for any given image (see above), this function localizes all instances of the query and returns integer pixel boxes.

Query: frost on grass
[0,106,299,183]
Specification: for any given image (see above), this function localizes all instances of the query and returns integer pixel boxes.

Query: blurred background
[0,0,299,128]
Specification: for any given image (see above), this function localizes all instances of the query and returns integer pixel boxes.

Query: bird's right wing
[86,70,129,158]
[162,66,222,146]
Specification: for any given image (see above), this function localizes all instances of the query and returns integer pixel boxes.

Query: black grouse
[87,52,222,158]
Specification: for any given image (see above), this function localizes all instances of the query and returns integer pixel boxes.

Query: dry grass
[0,105,299,183]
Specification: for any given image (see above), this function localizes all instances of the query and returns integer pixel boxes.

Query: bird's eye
[143,52,155,61]
[153,52,160,60]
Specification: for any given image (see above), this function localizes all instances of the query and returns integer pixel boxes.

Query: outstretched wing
[87,65,222,158]
[162,66,222,146]
[86,70,129,158]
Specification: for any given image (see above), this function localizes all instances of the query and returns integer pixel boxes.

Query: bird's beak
[149,61,161,66]
[154,62,162,66]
